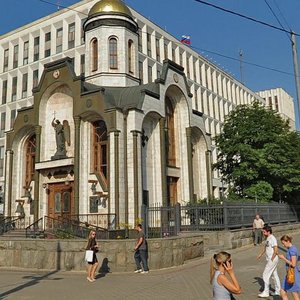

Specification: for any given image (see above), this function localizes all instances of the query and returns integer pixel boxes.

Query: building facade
[257,88,295,130]
[0,0,295,227]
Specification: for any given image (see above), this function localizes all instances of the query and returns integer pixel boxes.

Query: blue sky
[1,0,300,127]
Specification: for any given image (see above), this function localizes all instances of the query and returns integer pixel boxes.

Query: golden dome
[88,0,132,18]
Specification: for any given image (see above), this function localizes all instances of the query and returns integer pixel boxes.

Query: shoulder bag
[286,266,295,285]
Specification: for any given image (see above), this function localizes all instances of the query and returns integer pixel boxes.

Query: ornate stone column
[4,150,13,216]
[159,118,167,206]
[205,150,213,201]
[114,130,120,228]
[74,116,81,215]
[186,127,194,203]
[131,130,141,222]
[34,125,41,221]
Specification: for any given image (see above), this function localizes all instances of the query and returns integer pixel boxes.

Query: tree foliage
[214,101,300,203]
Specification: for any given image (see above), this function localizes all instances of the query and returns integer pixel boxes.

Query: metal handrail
[0,216,23,235]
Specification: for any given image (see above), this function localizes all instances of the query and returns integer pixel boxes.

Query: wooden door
[167,176,178,206]
[48,182,74,220]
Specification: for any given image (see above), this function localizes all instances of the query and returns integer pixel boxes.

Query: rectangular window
[172,47,175,62]
[0,112,6,138]
[2,80,7,104]
[10,109,16,129]
[0,146,4,177]
[156,38,160,62]
[148,65,152,83]
[164,42,168,60]
[268,96,272,108]
[147,33,151,57]
[22,73,28,98]
[139,60,143,84]
[23,41,29,65]
[186,57,190,78]
[13,45,19,69]
[33,69,39,88]
[56,27,63,53]
[68,23,75,49]
[275,95,279,111]
[138,30,142,52]
[89,196,99,213]
[3,49,9,72]
[12,76,17,102]
[34,36,40,61]
[80,54,85,75]
[44,32,51,57]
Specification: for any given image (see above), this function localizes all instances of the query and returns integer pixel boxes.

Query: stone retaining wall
[0,234,204,272]
[1,223,300,272]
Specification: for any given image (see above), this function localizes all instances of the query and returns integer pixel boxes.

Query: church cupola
[83,0,139,87]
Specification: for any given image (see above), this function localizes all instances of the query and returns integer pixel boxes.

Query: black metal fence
[142,202,300,238]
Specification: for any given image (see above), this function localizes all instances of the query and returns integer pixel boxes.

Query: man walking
[134,224,149,274]
[257,225,281,298]
[253,214,264,245]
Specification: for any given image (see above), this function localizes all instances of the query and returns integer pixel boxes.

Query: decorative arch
[191,126,209,200]
[109,36,118,69]
[91,38,98,72]
[164,84,191,205]
[141,111,163,207]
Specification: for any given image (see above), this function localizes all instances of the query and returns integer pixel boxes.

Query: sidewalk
[1,232,298,300]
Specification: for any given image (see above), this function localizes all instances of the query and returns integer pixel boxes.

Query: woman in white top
[210,251,241,300]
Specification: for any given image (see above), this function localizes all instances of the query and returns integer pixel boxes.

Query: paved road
[1,233,299,300]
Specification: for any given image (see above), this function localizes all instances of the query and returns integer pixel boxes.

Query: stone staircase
[0,229,27,239]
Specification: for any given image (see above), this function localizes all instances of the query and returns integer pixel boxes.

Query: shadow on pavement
[0,270,62,299]
[96,257,110,279]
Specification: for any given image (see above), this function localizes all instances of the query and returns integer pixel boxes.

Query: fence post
[223,201,228,230]
[175,203,181,235]
[141,204,148,238]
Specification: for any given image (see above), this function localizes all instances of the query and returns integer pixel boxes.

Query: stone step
[1,229,27,239]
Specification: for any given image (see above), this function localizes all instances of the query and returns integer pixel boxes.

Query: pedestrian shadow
[0,270,63,300]
[254,276,264,292]
[96,257,110,279]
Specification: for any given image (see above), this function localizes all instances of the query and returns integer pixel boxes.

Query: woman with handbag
[278,235,300,300]
[86,229,99,282]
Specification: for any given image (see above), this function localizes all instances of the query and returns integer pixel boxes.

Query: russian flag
[181,35,191,46]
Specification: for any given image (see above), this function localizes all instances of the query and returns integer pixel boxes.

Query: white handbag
[85,250,94,262]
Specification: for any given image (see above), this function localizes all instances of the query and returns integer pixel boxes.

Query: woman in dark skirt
[86,229,99,282]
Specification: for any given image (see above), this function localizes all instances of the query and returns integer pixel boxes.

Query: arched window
[92,120,108,181]
[25,134,36,187]
[91,38,98,72]
[109,37,118,69]
[128,39,134,74]
[165,97,176,166]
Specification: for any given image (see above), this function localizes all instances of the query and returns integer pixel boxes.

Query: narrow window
[93,120,108,181]
[56,28,63,53]
[2,80,7,104]
[91,38,98,72]
[109,37,118,69]
[34,37,40,61]
[23,41,29,64]
[33,69,39,88]
[80,54,85,75]
[10,109,16,128]
[128,40,133,74]
[68,23,75,49]
[165,97,176,166]
[44,32,51,57]
[22,73,28,98]
[3,49,9,71]
[13,45,19,69]
[12,77,17,102]
[0,112,6,138]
